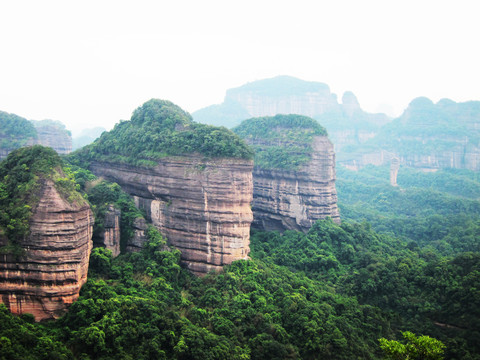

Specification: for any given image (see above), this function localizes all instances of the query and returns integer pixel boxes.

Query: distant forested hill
[339,97,480,171]
[193,75,391,150]
[0,111,72,159]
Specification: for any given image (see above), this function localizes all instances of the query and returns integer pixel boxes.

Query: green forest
[74,99,253,167]
[1,150,479,359]
[233,114,327,170]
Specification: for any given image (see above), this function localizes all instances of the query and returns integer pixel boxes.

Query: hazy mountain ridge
[0,111,72,159]
[193,75,391,150]
[339,97,480,170]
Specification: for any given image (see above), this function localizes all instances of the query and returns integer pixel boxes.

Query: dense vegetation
[0,111,37,150]
[73,99,253,167]
[0,146,84,248]
[1,111,480,358]
[233,114,327,170]
[336,165,480,255]
[340,97,480,161]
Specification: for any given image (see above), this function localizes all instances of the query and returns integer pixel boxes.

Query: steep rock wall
[252,136,340,232]
[90,156,253,275]
[0,180,93,321]
[94,205,121,257]
[34,124,72,155]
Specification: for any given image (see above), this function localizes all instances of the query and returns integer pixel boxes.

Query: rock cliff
[0,112,72,160]
[93,205,121,257]
[0,179,93,321]
[252,137,340,231]
[234,114,340,232]
[90,157,253,275]
[78,99,254,275]
[32,120,72,155]
[339,97,480,171]
[192,76,391,150]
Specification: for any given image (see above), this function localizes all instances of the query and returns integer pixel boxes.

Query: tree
[379,331,446,360]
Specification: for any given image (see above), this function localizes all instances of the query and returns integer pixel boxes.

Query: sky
[1,0,479,135]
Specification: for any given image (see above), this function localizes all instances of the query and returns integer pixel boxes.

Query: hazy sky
[1,0,479,135]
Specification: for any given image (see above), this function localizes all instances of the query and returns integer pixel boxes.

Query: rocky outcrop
[251,136,340,232]
[0,180,93,321]
[126,217,149,253]
[94,205,121,257]
[32,120,72,155]
[192,76,391,150]
[90,156,253,275]
[339,97,480,171]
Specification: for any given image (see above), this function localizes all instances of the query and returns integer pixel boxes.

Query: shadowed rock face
[90,156,253,275]
[94,205,121,257]
[251,136,340,232]
[0,180,93,321]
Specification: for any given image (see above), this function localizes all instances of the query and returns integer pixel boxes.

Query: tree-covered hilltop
[73,99,253,167]
[0,111,37,150]
[339,97,480,165]
[233,114,328,170]
[0,146,85,246]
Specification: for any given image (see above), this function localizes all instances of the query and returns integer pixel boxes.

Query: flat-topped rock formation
[78,99,254,275]
[234,114,340,232]
[90,157,253,275]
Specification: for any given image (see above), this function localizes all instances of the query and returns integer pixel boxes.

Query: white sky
[1,0,479,135]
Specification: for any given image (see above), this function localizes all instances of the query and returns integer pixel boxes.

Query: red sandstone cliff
[0,180,93,321]
[90,156,253,275]
[251,136,340,232]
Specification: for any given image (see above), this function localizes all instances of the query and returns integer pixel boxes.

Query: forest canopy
[233,114,327,170]
[73,99,253,166]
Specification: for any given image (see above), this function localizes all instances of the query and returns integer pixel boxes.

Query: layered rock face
[90,156,253,275]
[251,136,340,232]
[0,180,93,321]
[192,76,391,150]
[339,97,480,171]
[33,122,72,155]
[94,205,121,257]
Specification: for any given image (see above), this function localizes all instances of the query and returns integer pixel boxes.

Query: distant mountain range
[194,75,480,171]
[193,75,391,151]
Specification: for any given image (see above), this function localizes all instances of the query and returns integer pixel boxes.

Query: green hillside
[74,99,253,167]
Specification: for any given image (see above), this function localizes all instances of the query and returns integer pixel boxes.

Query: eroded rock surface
[251,136,340,232]
[0,180,93,321]
[90,156,253,275]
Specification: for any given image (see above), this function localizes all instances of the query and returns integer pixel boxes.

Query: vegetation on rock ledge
[233,114,327,170]
[0,145,85,245]
[73,99,253,167]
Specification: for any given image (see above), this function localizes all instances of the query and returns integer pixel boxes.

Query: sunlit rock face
[0,180,93,321]
[90,156,254,275]
[250,136,340,232]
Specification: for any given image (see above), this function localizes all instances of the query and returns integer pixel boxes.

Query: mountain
[0,146,92,320]
[193,75,391,150]
[0,111,72,159]
[339,97,480,170]
[233,114,340,231]
[73,99,254,275]
[72,126,106,150]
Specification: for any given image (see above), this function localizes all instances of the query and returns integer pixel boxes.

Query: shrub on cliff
[0,145,85,245]
[233,114,327,169]
[73,99,253,166]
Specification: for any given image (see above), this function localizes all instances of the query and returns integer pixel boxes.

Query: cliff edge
[234,114,340,232]
[0,146,92,320]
